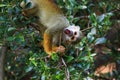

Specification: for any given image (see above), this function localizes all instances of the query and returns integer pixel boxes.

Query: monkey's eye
[74,32,77,35]
[64,29,70,34]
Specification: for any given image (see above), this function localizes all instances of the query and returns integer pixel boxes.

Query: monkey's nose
[71,36,75,40]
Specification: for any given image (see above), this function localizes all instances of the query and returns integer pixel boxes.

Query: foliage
[0,0,120,80]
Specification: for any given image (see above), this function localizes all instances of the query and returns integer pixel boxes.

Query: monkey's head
[64,25,83,44]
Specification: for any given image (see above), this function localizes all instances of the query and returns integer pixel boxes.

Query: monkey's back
[34,0,69,29]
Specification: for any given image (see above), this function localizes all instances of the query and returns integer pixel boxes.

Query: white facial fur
[64,25,82,43]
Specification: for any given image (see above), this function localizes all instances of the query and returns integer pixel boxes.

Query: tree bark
[0,45,7,80]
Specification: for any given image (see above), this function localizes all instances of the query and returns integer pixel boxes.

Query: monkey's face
[64,25,82,44]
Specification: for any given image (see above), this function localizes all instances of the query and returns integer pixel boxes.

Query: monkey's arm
[43,32,65,56]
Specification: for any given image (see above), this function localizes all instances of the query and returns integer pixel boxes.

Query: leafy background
[0,0,120,80]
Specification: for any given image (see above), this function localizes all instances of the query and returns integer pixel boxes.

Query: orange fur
[43,33,53,55]
[43,33,65,56]
[52,46,58,52]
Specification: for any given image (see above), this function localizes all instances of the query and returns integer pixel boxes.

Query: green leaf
[90,53,96,57]
[95,37,107,45]
[8,27,16,32]
[41,73,45,80]
[6,37,15,41]
[0,4,10,7]
[98,14,105,23]
[87,28,96,42]
[25,66,33,72]
[90,28,96,35]
[66,56,74,63]
[51,53,59,61]
[29,57,37,66]
[78,5,87,9]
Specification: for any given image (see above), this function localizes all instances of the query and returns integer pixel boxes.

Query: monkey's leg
[43,33,53,55]
[21,1,38,16]
[22,7,37,16]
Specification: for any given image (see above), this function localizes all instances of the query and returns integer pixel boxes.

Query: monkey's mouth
[65,40,71,45]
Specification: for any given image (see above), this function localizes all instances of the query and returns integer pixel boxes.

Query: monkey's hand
[52,46,65,55]
[44,46,65,58]
[56,46,65,53]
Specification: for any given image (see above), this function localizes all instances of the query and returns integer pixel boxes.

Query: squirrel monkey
[20,0,82,56]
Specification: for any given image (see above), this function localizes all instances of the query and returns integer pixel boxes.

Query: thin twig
[81,27,93,32]
[61,58,70,80]
[75,8,120,20]
[109,8,120,13]
[61,58,67,67]
[75,16,88,19]
[59,33,62,46]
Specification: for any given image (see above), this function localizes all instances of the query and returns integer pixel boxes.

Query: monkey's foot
[22,11,27,16]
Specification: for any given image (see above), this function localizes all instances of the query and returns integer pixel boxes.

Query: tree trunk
[0,45,7,80]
